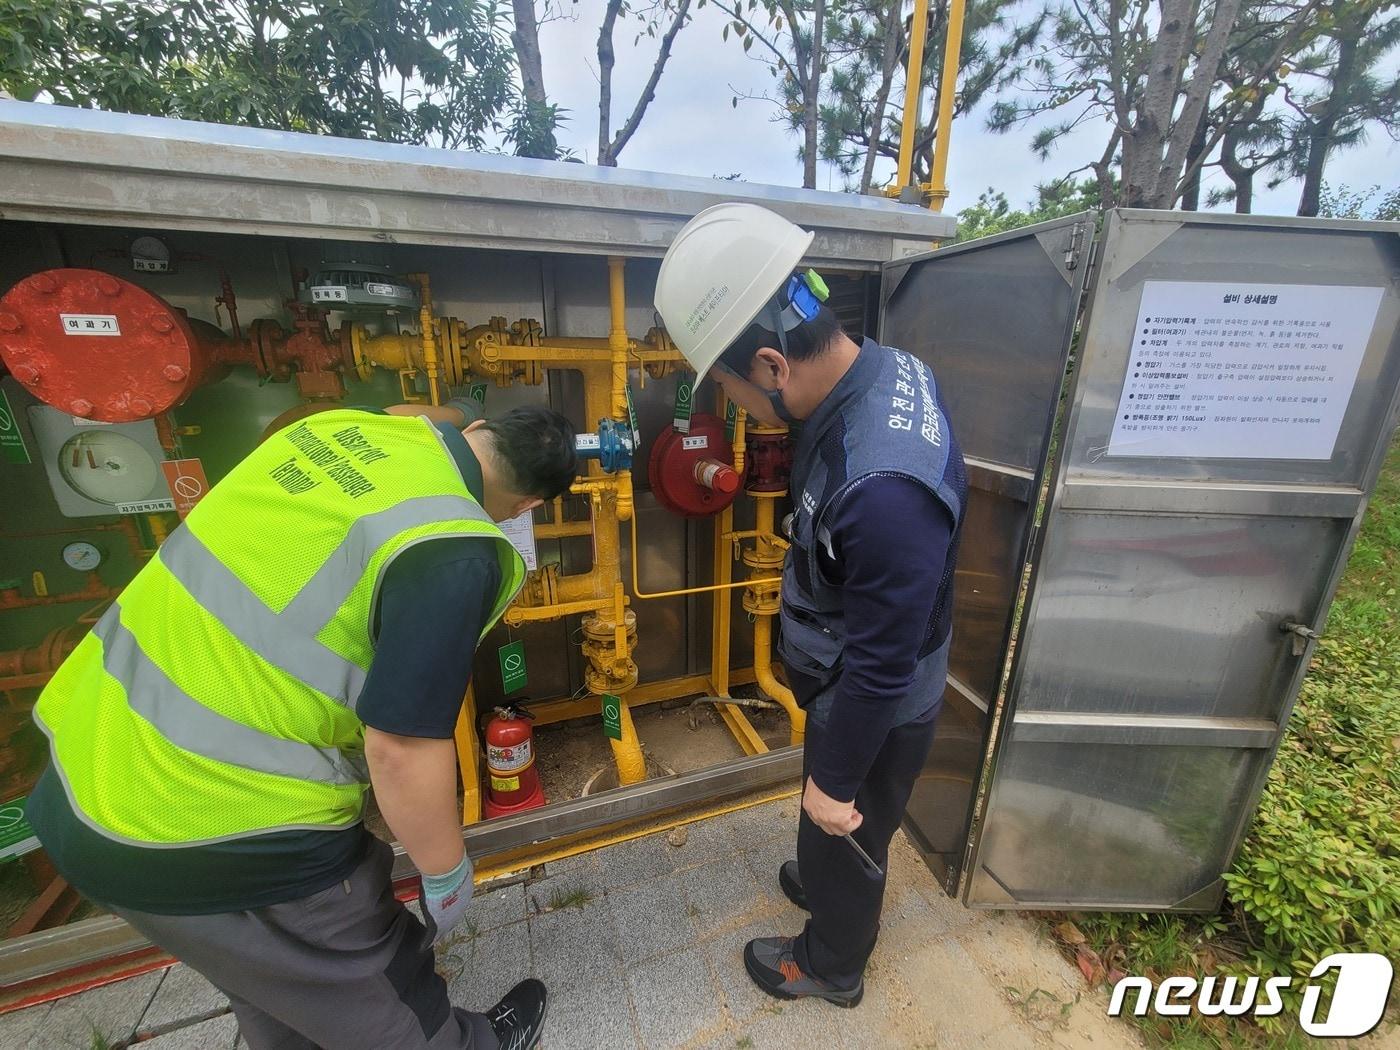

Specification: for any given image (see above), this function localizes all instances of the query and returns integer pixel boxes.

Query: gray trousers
[113,837,497,1050]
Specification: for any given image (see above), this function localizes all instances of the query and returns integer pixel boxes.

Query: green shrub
[1223,634,1400,980]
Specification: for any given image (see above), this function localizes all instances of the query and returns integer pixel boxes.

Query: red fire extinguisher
[483,705,546,819]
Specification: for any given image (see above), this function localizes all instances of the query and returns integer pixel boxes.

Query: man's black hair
[482,406,578,500]
[718,299,842,377]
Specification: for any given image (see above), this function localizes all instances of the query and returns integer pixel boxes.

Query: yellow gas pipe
[747,489,803,745]
[628,406,803,746]
[473,259,682,788]
[410,273,445,404]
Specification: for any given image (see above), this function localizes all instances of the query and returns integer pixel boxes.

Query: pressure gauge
[57,431,161,505]
[62,541,103,572]
[130,235,172,274]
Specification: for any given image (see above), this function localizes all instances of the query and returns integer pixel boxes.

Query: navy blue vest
[778,339,966,725]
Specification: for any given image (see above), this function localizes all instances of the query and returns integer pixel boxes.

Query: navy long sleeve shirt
[803,475,953,802]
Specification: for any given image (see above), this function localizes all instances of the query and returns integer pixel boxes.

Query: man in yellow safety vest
[26,401,577,1050]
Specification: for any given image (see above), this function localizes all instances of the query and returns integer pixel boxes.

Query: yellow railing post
[927,0,966,213]
[896,0,932,197]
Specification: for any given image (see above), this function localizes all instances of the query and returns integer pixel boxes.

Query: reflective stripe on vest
[93,606,364,786]
[157,492,495,709]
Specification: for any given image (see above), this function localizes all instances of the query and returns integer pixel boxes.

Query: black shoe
[743,936,864,1008]
[488,978,548,1050]
[779,860,808,911]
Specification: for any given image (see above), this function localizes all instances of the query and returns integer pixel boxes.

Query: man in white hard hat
[656,203,965,1008]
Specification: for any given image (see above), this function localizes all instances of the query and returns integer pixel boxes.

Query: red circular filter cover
[649,412,744,517]
[0,268,218,422]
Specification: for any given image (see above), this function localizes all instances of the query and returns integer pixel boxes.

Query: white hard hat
[654,203,815,377]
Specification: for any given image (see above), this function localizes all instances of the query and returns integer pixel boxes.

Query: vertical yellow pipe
[731,407,748,475]
[608,695,646,784]
[145,513,174,548]
[750,494,804,745]
[712,392,735,697]
[754,615,803,746]
[606,257,628,421]
[611,581,628,701]
[412,274,443,405]
[896,0,932,194]
[927,0,966,213]
[606,257,634,521]
[453,686,482,824]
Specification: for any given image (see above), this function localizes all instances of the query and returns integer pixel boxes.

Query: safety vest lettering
[270,456,321,496]
[283,422,377,499]
[329,425,392,465]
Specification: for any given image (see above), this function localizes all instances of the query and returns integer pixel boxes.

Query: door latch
[1280,620,1319,657]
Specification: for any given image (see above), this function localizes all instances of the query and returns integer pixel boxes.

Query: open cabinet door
[879,213,1095,894]
[963,210,1400,910]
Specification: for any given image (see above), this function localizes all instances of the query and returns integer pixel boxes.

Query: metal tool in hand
[843,833,883,876]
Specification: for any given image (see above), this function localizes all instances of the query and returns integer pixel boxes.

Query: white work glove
[420,853,474,944]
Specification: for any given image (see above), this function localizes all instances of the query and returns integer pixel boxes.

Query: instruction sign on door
[1107,281,1383,460]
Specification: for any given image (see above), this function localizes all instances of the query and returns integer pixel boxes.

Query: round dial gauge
[130,235,172,272]
[58,431,161,505]
[62,541,103,572]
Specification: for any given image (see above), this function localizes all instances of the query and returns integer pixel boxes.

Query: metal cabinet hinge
[1064,221,1087,271]
[1280,620,1319,657]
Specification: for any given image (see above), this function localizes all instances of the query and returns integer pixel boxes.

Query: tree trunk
[597,0,625,164]
[802,0,826,188]
[512,0,549,112]
[1219,126,1253,212]
[860,0,903,193]
[1122,0,1195,207]
[1235,173,1254,213]
[1160,0,1244,205]
[1178,105,1210,210]
[1298,19,1361,217]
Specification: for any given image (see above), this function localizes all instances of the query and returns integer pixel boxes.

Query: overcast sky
[526,0,1399,217]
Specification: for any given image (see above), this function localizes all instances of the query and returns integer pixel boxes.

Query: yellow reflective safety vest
[34,411,526,847]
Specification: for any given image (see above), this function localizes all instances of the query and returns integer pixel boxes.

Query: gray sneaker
[742,936,863,1008]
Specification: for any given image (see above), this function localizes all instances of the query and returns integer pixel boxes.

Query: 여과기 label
[60,314,121,336]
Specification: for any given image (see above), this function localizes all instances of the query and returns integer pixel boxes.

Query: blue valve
[575,418,633,474]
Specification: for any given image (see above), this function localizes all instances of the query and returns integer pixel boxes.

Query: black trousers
[793,710,939,989]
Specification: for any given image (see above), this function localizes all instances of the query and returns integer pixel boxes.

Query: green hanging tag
[673,377,694,434]
[601,694,623,740]
[724,399,739,441]
[0,797,40,860]
[0,390,31,465]
[467,382,488,407]
[498,640,528,694]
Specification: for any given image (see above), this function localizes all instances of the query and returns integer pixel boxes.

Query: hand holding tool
[843,833,884,876]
